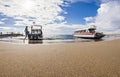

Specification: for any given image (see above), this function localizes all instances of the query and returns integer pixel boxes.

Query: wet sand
[0,39,120,77]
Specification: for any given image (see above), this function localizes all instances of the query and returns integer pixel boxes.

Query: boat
[73,26,105,39]
[28,24,43,40]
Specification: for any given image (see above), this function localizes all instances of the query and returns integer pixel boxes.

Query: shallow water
[0,34,120,44]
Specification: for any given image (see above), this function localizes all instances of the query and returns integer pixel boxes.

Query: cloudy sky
[0,0,120,34]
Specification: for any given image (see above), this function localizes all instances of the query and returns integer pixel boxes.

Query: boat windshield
[31,29,42,34]
[88,29,95,33]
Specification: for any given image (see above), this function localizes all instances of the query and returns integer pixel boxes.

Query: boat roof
[31,25,42,29]
[32,25,42,27]
[75,27,96,32]
[77,29,86,31]
[32,29,41,30]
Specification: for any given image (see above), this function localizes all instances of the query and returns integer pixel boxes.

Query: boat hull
[28,34,43,40]
[74,33,105,39]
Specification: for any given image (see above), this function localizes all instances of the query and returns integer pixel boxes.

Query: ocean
[0,34,120,44]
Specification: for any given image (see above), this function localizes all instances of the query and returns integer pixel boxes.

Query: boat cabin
[28,25,43,40]
[74,27,96,35]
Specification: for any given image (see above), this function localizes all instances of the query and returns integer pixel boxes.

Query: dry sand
[0,39,120,77]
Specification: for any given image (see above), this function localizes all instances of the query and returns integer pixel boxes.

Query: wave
[0,34,120,44]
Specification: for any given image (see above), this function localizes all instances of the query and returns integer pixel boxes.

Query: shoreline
[0,37,120,45]
[0,34,120,45]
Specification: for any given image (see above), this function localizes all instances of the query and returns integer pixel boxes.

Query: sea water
[0,34,120,44]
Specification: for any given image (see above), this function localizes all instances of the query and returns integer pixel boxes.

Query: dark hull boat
[74,26,105,39]
[74,33,105,39]
[28,25,43,40]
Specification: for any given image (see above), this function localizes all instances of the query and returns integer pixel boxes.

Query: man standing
[24,26,29,40]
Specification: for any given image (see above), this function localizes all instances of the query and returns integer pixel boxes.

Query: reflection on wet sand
[27,38,103,44]
[74,38,104,42]
[28,40,43,44]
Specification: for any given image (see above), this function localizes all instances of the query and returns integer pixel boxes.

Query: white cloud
[0,27,14,33]
[0,27,11,30]
[55,16,65,22]
[84,17,95,23]
[0,26,23,33]
[101,0,120,3]
[0,18,7,24]
[1,18,8,21]
[65,0,98,3]
[67,0,120,4]
[0,21,5,24]
[43,23,86,34]
[93,1,120,34]
[0,0,65,26]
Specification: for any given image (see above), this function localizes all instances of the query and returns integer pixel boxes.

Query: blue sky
[0,0,120,34]
[62,1,99,24]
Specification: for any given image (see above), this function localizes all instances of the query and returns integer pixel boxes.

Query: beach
[0,39,120,77]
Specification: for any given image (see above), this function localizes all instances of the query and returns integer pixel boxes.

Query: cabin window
[81,30,86,32]
[89,29,95,33]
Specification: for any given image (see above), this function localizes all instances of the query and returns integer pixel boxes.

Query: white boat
[73,26,105,39]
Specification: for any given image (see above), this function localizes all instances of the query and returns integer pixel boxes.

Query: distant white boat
[73,26,105,39]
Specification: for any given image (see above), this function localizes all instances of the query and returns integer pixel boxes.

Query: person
[24,26,29,40]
